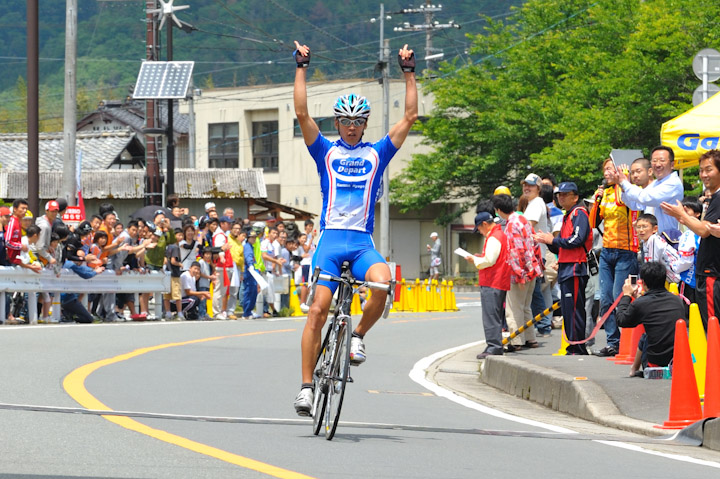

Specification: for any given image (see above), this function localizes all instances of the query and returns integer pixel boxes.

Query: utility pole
[375,4,392,260]
[145,0,162,206]
[27,0,39,216]
[166,21,175,197]
[393,1,460,74]
[187,82,198,169]
[62,0,77,207]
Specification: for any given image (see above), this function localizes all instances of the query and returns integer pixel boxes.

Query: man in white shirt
[521,173,552,337]
[261,226,286,317]
[613,146,683,233]
[181,262,211,320]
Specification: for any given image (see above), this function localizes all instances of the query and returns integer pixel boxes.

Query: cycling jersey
[307,133,398,234]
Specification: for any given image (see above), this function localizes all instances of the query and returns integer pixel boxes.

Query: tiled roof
[0,129,137,171]
[0,168,266,200]
[78,100,189,134]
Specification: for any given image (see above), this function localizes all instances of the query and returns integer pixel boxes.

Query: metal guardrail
[0,267,171,324]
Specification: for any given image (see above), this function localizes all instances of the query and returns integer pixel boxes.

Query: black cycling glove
[398,51,415,73]
[293,49,310,68]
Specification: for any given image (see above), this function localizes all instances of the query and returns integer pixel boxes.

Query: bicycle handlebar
[303,267,395,318]
[316,272,391,292]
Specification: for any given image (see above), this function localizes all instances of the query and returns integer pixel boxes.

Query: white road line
[410,341,720,468]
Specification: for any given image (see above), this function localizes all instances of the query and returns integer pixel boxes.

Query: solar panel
[132,61,195,99]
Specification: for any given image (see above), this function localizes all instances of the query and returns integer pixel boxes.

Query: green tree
[391,0,720,222]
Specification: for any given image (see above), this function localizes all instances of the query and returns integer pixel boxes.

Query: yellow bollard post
[208,282,214,318]
[438,280,447,312]
[446,280,458,311]
[426,279,435,311]
[689,303,707,399]
[416,279,426,313]
[668,282,679,295]
[405,280,416,312]
[553,319,569,356]
[289,279,303,317]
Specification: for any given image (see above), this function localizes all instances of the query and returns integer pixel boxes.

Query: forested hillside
[0,0,519,132]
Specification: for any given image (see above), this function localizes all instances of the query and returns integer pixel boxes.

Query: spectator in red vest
[466,208,511,359]
[535,182,593,355]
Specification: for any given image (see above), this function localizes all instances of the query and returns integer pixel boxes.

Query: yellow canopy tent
[661,93,720,169]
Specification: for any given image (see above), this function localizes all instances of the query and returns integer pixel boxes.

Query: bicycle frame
[307,262,395,440]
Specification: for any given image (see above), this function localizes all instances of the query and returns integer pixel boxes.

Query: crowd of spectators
[0,195,317,324]
[470,146,719,373]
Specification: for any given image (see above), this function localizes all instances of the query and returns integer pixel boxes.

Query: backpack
[661,228,682,251]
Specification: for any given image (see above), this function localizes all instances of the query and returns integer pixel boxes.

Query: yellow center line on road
[63,329,317,479]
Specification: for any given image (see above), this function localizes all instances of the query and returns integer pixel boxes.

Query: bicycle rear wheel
[324,315,352,440]
[312,326,331,436]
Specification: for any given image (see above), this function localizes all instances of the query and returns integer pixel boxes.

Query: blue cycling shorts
[311,229,386,293]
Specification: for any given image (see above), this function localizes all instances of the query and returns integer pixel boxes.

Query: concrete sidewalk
[429,329,720,451]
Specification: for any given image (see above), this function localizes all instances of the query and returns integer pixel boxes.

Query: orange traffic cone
[612,327,635,363]
[704,317,720,418]
[615,325,645,365]
[656,319,703,429]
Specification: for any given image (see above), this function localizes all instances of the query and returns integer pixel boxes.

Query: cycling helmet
[333,93,371,118]
[76,220,93,236]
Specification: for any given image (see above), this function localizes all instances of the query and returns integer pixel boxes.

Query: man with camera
[616,261,685,377]
[534,182,593,355]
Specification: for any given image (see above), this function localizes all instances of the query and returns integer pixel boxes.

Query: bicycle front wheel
[312,326,331,436]
[324,315,352,440]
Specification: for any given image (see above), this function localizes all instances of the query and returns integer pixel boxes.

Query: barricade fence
[288,277,459,317]
[0,267,170,324]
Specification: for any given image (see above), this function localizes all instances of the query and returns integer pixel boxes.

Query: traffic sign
[693,48,720,82]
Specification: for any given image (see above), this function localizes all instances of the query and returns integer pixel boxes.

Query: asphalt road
[1,296,719,478]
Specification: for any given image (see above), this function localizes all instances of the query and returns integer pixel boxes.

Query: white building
[185,78,478,279]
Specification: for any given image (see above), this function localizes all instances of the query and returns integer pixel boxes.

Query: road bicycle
[304,262,394,440]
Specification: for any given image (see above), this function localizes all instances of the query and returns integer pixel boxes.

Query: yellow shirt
[590,185,638,252]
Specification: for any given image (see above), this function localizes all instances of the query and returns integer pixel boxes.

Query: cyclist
[292,40,418,416]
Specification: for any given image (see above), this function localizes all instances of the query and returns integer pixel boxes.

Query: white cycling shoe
[350,336,366,365]
[294,388,314,417]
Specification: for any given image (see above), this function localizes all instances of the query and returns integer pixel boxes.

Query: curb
[706,418,720,450]
[479,356,666,437]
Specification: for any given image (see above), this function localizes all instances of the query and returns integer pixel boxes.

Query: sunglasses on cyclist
[337,117,366,127]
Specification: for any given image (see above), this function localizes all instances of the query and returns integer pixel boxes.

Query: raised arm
[293,41,320,146]
[388,44,418,149]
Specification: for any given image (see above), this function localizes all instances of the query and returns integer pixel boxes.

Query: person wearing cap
[203,202,218,222]
[427,232,442,280]
[492,194,543,351]
[34,200,61,267]
[522,173,553,337]
[493,185,512,196]
[242,230,261,319]
[466,209,511,359]
[589,158,640,357]
[534,182,593,355]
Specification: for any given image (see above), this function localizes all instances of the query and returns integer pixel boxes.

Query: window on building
[252,121,278,172]
[293,117,337,137]
[208,123,239,168]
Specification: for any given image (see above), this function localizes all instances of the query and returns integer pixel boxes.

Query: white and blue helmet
[333,93,371,118]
